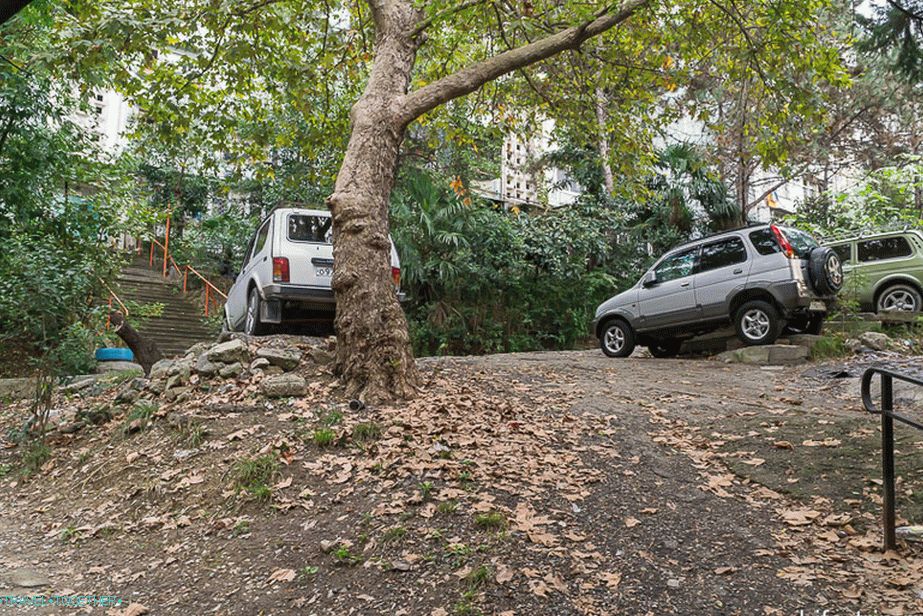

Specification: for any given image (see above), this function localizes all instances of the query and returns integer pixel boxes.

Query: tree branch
[888,0,923,23]
[399,0,651,122]
[412,0,488,37]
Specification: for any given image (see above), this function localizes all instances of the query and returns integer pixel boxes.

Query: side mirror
[642,271,657,288]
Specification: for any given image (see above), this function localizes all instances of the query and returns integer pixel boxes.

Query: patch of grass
[474,511,507,531]
[452,590,482,616]
[231,520,251,536]
[60,525,79,542]
[173,421,207,447]
[123,400,158,434]
[437,500,458,514]
[382,526,407,543]
[312,428,337,447]
[420,481,434,501]
[811,334,849,360]
[352,422,381,444]
[0,463,10,478]
[300,565,319,577]
[465,565,491,590]
[20,441,51,476]
[319,409,343,427]
[332,545,362,566]
[232,455,279,503]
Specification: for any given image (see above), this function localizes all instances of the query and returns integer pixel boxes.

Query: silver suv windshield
[780,227,819,258]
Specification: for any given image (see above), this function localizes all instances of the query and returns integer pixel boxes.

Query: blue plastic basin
[95,348,135,362]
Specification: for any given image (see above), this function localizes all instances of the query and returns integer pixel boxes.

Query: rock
[163,386,192,402]
[309,347,335,365]
[149,359,176,381]
[60,376,97,393]
[859,331,891,351]
[264,365,284,376]
[115,386,140,404]
[391,560,412,572]
[58,421,85,435]
[219,362,244,378]
[207,339,250,365]
[256,347,302,370]
[716,344,809,366]
[667,579,681,589]
[250,357,271,371]
[164,374,185,391]
[96,361,144,374]
[149,380,165,394]
[845,338,864,353]
[76,406,112,426]
[261,373,306,398]
[195,353,220,377]
[786,334,823,350]
[8,567,50,588]
[184,342,212,358]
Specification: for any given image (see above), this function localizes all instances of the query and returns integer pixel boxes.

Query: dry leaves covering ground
[0,342,920,615]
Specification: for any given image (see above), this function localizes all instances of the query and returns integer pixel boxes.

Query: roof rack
[820,223,919,245]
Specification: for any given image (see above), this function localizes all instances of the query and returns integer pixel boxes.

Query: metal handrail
[146,235,228,318]
[861,367,923,550]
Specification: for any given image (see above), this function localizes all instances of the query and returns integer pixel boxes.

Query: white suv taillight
[391,266,401,289]
[273,257,290,283]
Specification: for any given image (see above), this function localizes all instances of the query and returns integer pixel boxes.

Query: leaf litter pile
[1,341,922,615]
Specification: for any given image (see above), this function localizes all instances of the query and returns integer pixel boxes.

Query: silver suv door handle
[733,268,743,274]
[680,282,690,287]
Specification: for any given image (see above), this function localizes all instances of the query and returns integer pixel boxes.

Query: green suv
[825,230,923,313]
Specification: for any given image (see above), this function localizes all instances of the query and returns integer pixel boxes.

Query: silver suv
[593,224,844,358]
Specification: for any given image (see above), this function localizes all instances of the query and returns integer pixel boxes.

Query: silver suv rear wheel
[734,300,783,346]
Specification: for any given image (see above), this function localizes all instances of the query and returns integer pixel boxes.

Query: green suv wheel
[877,283,922,313]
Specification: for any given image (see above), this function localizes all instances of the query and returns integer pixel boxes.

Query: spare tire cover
[808,247,844,295]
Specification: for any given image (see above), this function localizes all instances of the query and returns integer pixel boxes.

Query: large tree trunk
[326,1,421,402]
[109,311,162,376]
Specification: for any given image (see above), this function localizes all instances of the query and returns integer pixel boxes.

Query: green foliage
[811,334,849,360]
[352,422,381,444]
[474,512,507,531]
[170,209,260,277]
[19,440,51,477]
[312,428,337,448]
[233,455,279,502]
[786,157,923,237]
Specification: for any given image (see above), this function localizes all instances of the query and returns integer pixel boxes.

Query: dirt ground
[1,347,921,615]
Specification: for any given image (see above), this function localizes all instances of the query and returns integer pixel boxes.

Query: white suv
[224,207,403,335]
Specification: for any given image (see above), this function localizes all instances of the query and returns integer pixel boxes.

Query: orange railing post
[183,267,188,293]
[106,295,112,329]
[204,285,210,317]
[149,241,154,267]
[162,212,171,278]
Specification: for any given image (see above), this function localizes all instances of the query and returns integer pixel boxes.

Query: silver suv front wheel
[600,319,636,358]
[734,300,783,346]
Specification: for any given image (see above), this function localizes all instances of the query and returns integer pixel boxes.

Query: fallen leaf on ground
[268,568,296,583]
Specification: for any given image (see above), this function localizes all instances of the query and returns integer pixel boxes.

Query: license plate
[809,300,826,312]
[314,266,333,278]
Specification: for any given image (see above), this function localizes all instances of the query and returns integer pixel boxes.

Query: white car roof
[274,207,330,217]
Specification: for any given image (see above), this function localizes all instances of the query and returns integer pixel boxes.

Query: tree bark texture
[109,311,162,376]
[327,0,422,402]
[595,85,615,195]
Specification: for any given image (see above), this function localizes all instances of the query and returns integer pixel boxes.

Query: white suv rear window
[288,214,333,243]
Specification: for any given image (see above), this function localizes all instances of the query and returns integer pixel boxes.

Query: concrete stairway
[116,260,216,357]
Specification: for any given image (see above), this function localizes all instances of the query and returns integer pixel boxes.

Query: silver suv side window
[699,238,746,272]
[655,248,697,283]
[858,236,912,262]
